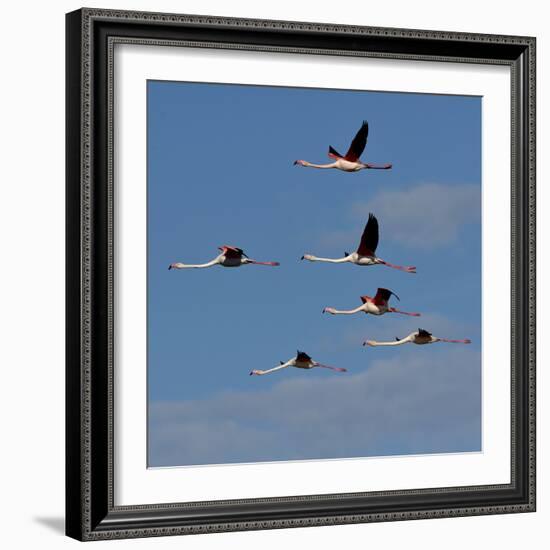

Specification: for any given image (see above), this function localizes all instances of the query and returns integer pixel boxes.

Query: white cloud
[149,348,481,467]
[353,182,480,249]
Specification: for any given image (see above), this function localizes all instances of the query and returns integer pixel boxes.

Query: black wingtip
[300,255,305,260]
[168,265,172,270]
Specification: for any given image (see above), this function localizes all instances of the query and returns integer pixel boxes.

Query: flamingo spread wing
[356,213,379,256]
[373,288,399,306]
[344,121,368,162]
[328,145,344,160]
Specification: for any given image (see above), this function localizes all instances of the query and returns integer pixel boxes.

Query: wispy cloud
[352,182,480,249]
[149,348,481,467]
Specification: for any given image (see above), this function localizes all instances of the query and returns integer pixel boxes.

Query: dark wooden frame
[66,7,536,541]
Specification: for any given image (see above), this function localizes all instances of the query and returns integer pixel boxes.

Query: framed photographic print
[66,7,536,541]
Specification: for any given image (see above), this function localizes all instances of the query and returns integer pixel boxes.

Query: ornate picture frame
[66,7,536,541]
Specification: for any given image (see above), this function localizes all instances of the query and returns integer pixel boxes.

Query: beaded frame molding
[66,7,536,541]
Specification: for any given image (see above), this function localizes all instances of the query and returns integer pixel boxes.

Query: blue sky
[147,80,481,467]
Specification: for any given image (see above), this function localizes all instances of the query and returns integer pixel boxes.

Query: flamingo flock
[169,120,471,376]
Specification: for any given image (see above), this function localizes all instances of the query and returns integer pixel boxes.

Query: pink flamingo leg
[390,308,421,317]
[315,364,347,372]
[438,338,472,344]
[365,163,392,169]
[248,261,280,266]
[380,260,416,274]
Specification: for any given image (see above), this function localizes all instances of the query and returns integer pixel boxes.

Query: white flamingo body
[364,329,471,347]
[334,158,365,172]
[169,245,279,270]
[323,288,421,317]
[302,214,416,273]
[294,121,392,173]
[250,351,347,376]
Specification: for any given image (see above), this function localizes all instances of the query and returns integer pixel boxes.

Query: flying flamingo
[293,121,392,172]
[169,245,279,270]
[250,350,347,376]
[301,213,416,273]
[364,329,471,347]
[323,288,421,317]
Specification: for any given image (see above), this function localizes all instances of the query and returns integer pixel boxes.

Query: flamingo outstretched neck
[294,160,336,169]
[323,305,365,315]
[364,336,412,347]
[169,259,219,270]
[301,254,350,263]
